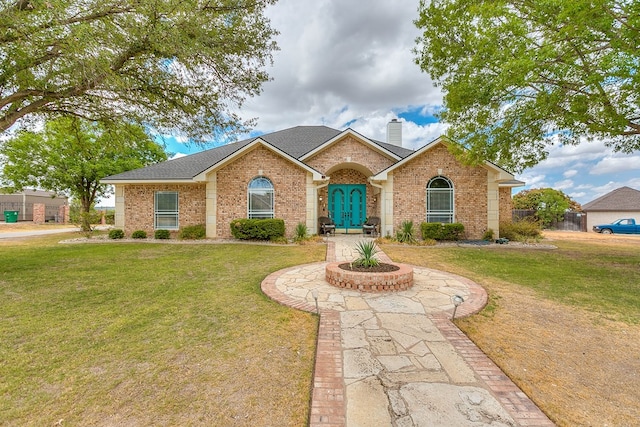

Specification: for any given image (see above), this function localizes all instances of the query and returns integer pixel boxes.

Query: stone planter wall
[325,262,414,292]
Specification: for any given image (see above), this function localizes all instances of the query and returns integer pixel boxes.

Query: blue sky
[155,0,639,207]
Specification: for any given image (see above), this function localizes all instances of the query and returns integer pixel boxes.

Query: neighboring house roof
[582,186,640,212]
[103,125,414,183]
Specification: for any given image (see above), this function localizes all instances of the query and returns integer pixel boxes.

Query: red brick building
[103,122,523,239]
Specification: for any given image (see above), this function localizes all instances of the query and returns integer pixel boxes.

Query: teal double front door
[328,184,366,231]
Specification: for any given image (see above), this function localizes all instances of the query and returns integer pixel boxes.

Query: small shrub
[154,229,171,239]
[104,210,115,225]
[353,240,380,268]
[108,229,125,239]
[482,229,495,241]
[395,220,417,244]
[420,222,465,241]
[230,218,285,240]
[131,230,147,239]
[179,224,206,240]
[294,222,308,243]
[499,219,541,242]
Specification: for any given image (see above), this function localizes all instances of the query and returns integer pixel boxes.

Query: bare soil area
[456,230,640,427]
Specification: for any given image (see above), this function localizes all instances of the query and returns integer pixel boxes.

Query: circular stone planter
[325,262,414,292]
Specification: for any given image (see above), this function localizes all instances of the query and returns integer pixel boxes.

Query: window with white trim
[154,191,179,229]
[248,177,274,218]
[426,176,454,223]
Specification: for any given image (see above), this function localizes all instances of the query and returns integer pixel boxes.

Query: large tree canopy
[414,0,640,172]
[0,117,167,230]
[513,188,581,227]
[0,0,278,140]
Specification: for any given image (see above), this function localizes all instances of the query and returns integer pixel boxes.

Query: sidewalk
[262,235,554,427]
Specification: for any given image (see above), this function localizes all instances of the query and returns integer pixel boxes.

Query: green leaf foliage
[0,117,167,231]
[230,218,285,240]
[414,0,640,172]
[108,229,125,239]
[513,188,579,227]
[0,0,278,139]
[131,230,147,239]
[179,224,206,240]
[354,240,380,268]
[420,222,465,241]
[154,229,171,240]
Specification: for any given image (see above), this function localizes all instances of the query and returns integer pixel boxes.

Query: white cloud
[554,179,574,190]
[240,0,441,135]
[563,169,578,178]
[590,155,640,175]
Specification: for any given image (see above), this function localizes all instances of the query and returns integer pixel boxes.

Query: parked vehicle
[592,218,640,234]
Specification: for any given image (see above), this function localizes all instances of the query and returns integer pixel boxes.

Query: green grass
[0,235,325,426]
[382,240,640,324]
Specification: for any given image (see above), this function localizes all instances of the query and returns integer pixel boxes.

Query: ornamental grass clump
[354,240,380,268]
[396,220,417,244]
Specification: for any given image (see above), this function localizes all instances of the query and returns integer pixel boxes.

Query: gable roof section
[371,136,520,185]
[582,186,640,212]
[299,127,411,162]
[191,137,326,181]
[103,126,342,183]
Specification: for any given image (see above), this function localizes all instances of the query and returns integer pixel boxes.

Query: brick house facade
[104,124,522,239]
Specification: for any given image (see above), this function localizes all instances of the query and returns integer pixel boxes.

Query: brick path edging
[261,260,345,427]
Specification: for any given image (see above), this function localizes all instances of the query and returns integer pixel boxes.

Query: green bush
[131,230,147,239]
[395,220,417,244]
[230,218,285,240]
[154,229,171,240]
[499,219,542,242]
[108,229,125,239]
[420,222,465,241]
[179,224,206,240]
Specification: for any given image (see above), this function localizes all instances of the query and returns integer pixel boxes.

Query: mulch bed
[338,262,400,273]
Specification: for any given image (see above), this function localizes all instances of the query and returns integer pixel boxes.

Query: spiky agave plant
[354,240,380,268]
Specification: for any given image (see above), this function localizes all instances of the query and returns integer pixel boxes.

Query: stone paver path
[262,235,554,427]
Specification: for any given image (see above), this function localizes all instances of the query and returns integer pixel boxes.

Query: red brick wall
[123,183,206,236]
[306,135,395,175]
[391,144,488,239]
[499,187,513,225]
[215,145,308,238]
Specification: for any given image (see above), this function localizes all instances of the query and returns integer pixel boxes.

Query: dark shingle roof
[103,125,414,181]
[582,186,640,211]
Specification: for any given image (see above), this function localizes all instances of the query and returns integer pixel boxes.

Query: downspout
[368,178,386,236]
[314,178,331,229]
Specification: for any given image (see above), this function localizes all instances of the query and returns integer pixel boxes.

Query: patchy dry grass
[382,231,640,427]
[0,235,325,426]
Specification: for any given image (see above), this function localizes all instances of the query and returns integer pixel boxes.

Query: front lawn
[0,235,325,426]
[382,233,640,427]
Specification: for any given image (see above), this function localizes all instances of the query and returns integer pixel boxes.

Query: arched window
[426,176,454,223]
[248,177,274,218]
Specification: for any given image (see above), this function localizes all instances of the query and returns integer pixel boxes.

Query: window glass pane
[155,191,178,229]
[426,176,454,223]
[156,192,178,212]
[155,214,178,228]
[248,177,274,219]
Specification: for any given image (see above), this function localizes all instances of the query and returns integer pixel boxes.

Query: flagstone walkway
[261,235,554,426]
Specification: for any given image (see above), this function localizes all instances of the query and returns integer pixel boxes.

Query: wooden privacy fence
[512,209,587,232]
